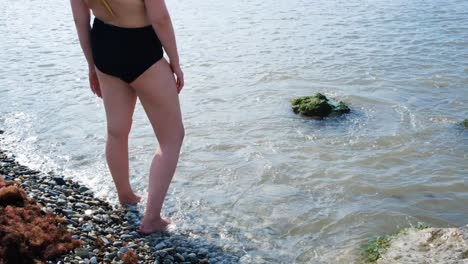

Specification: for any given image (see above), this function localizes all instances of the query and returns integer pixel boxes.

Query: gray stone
[121,234,133,240]
[163,259,173,264]
[89,257,98,264]
[53,177,66,185]
[113,241,123,247]
[78,186,90,192]
[74,248,90,259]
[75,202,90,209]
[198,248,209,256]
[119,247,129,254]
[155,242,166,250]
[175,253,185,262]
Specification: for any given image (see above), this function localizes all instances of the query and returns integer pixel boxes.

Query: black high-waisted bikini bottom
[90,17,164,83]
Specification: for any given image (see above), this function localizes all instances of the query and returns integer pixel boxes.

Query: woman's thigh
[130,58,184,146]
[96,68,137,137]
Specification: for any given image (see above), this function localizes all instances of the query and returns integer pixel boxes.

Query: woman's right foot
[139,217,171,235]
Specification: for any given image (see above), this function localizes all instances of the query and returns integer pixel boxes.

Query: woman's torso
[85,0,150,28]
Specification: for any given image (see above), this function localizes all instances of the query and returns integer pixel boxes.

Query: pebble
[155,242,167,250]
[78,186,89,192]
[75,248,90,259]
[121,234,133,240]
[89,257,98,264]
[113,241,123,247]
[84,209,93,215]
[54,177,67,185]
[75,202,90,209]
[175,253,185,262]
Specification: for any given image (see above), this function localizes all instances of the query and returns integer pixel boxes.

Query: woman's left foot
[119,193,142,205]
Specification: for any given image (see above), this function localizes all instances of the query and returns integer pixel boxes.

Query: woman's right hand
[89,67,102,98]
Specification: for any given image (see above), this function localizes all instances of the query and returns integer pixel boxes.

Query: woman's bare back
[85,0,150,27]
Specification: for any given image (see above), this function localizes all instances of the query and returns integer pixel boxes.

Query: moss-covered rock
[360,223,468,264]
[462,119,468,128]
[375,227,467,264]
[360,224,432,263]
[291,93,350,117]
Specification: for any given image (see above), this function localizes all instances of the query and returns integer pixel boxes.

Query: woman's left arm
[70,0,101,97]
[70,0,93,67]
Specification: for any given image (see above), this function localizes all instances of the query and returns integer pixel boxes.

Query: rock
[162,247,175,254]
[113,241,123,247]
[78,186,90,192]
[75,248,90,259]
[110,214,120,221]
[239,255,252,264]
[84,209,93,216]
[162,259,173,264]
[186,252,198,263]
[103,226,112,232]
[53,177,67,185]
[157,250,168,258]
[121,234,134,240]
[174,253,185,262]
[363,227,468,263]
[0,130,4,134]
[89,256,98,264]
[155,242,166,250]
[462,119,468,128]
[197,248,209,256]
[291,93,350,117]
[119,246,129,254]
[75,202,90,209]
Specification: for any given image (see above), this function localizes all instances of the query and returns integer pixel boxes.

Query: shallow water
[1,0,468,263]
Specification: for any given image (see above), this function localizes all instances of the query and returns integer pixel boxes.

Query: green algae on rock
[360,223,468,264]
[375,227,468,264]
[291,93,350,117]
[462,119,468,128]
[361,224,431,263]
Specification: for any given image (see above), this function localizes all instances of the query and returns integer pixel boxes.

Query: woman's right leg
[130,58,185,234]
[96,68,141,205]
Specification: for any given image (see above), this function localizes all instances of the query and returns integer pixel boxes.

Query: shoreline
[0,130,243,264]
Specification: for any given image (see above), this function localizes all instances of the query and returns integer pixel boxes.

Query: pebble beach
[0,130,244,264]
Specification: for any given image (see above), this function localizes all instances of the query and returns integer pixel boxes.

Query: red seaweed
[0,176,82,263]
[122,249,138,264]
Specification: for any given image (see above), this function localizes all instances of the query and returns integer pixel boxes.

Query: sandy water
[1,0,468,262]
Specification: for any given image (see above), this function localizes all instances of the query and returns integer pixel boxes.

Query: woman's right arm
[144,0,184,92]
[70,0,101,97]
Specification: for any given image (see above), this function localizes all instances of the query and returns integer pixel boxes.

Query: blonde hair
[98,0,116,17]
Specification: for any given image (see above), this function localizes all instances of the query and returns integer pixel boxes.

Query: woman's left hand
[170,62,184,94]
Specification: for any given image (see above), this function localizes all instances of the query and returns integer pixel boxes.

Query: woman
[70,0,185,234]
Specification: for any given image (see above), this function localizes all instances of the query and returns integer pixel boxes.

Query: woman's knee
[107,123,132,140]
[172,124,185,146]
[159,125,185,151]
